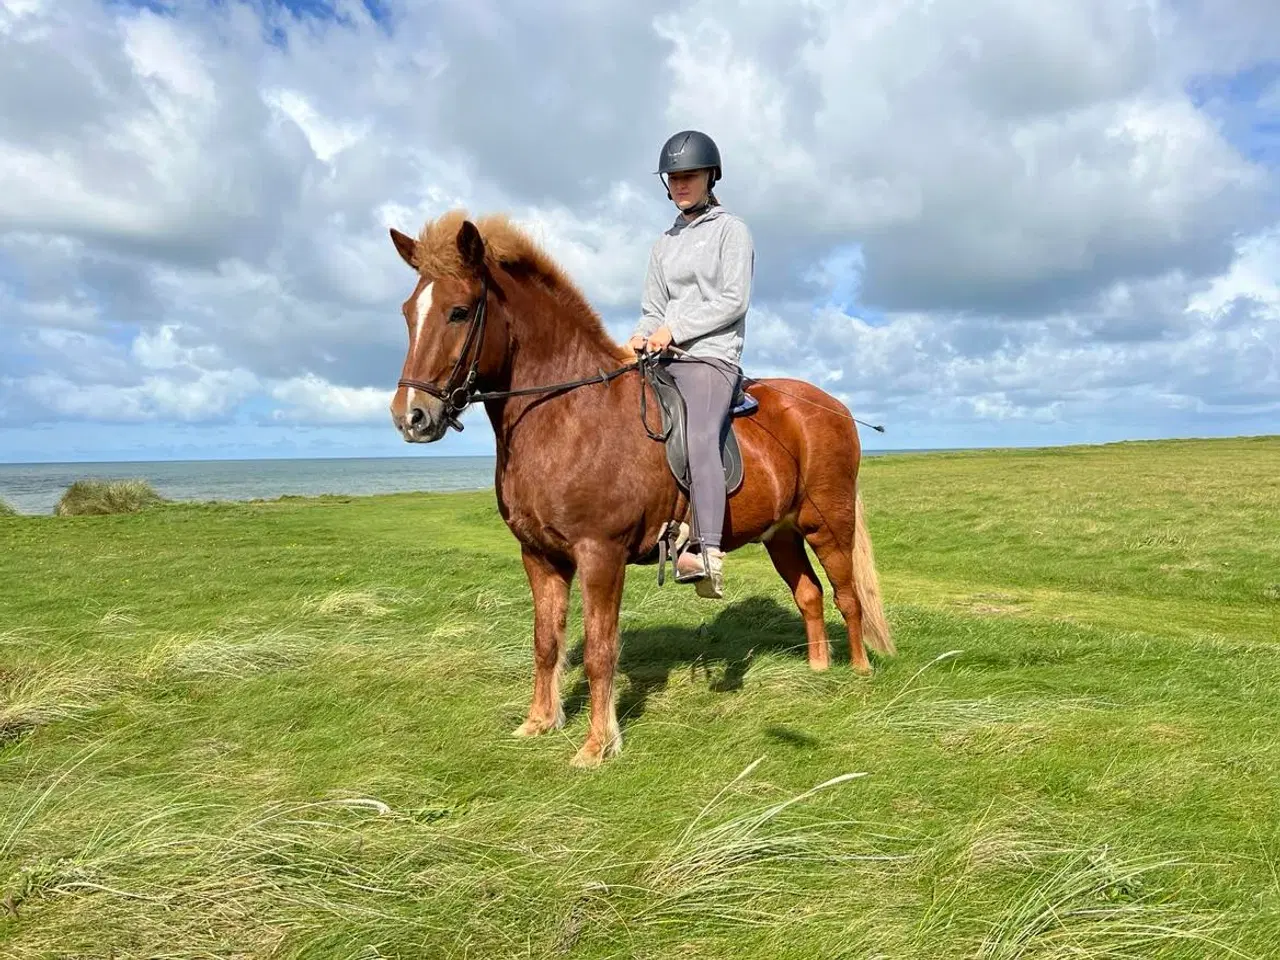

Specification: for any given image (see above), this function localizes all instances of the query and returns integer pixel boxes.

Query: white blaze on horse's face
[391,278,449,443]
[406,280,434,389]
[407,281,431,342]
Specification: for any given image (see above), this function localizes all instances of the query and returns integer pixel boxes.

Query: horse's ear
[390,228,418,269]
[456,220,486,273]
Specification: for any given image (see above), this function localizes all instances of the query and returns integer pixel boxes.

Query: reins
[398,273,650,433]
[671,349,887,434]
[472,361,640,403]
[398,276,885,435]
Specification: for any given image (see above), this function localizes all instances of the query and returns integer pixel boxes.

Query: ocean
[0,456,499,516]
[0,449,930,516]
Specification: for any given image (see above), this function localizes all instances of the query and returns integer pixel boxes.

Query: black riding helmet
[656,130,721,198]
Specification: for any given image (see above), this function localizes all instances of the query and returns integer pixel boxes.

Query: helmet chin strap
[662,173,714,217]
[682,199,710,217]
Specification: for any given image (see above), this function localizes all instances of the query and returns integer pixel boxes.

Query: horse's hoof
[570,746,604,769]
[570,734,621,769]
[513,719,550,738]
[512,705,564,738]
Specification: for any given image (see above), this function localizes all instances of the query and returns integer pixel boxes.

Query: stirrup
[673,540,710,583]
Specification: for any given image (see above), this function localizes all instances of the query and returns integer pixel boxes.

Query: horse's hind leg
[764,529,831,671]
[799,501,871,675]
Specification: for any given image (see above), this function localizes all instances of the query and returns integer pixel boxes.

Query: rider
[628,130,755,600]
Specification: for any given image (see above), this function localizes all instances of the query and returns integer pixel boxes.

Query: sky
[1,0,1278,463]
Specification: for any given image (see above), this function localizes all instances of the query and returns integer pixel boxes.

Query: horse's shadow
[561,595,848,729]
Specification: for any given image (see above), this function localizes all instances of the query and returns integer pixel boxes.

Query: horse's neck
[485,298,628,451]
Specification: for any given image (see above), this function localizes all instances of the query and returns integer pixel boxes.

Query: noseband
[397,275,490,433]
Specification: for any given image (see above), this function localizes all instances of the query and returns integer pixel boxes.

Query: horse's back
[741,376,861,456]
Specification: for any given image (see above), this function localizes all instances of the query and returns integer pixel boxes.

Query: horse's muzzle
[392,394,448,443]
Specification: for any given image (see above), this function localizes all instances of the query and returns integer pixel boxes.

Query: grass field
[2,436,1278,958]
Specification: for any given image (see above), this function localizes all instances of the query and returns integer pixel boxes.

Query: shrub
[0,498,15,516]
[54,479,167,516]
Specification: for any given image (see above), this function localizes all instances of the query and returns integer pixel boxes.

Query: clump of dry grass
[973,842,1248,959]
[1,758,603,958]
[54,479,166,517]
[623,760,877,926]
[906,811,1256,959]
[98,608,140,628]
[0,786,414,954]
[0,666,115,743]
[141,627,329,682]
[298,588,403,620]
[0,743,1258,959]
[549,757,923,955]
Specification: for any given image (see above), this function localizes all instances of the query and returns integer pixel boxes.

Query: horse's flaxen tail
[853,490,895,656]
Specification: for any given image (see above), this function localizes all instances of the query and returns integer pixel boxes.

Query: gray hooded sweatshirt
[631,205,754,367]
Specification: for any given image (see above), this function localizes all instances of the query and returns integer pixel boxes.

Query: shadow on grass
[562,595,854,730]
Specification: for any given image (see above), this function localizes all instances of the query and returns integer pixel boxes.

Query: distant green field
[2,436,1278,958]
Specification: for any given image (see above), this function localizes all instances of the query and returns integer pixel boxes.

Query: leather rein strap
[397,273,648,433]
[397,283,886,437]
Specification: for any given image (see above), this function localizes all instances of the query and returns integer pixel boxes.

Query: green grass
[2,435,1278,958]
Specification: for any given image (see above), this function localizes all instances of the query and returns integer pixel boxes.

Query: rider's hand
[627,334,647,354]
[646,325,674,354]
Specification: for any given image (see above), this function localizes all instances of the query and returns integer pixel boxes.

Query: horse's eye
[448,306,470,323]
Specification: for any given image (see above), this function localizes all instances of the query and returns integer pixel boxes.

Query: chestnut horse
[387,210,894,768]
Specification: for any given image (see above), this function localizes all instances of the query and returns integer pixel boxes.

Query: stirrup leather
[656,520,691,586]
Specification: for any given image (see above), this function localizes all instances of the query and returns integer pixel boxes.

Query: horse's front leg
[513,545,573,738]
[569,540,627,768]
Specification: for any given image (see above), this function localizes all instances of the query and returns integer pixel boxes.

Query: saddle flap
[643,360,744,496]
[648,362,681,436]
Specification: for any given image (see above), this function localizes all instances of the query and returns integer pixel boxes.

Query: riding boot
[695,547,725,599]
[674,540,707,582]
[674,542,725,599]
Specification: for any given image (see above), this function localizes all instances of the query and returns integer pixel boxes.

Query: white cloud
[505,184,659,309]
[20,367,257,423]
[263,88,368,163]
[790,257,1280,432]
[122,11,215,105]
[0,0,306,263]
[657,0,1268,315]
[268,373,391,424]
[7,296,101,331]
[0,0,49,32]
[131,324,227,372]
[1189,228,1280,314]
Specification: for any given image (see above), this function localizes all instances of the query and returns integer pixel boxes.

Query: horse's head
[387,218,497,443]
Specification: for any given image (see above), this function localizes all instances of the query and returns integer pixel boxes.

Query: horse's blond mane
[414,209,630,361]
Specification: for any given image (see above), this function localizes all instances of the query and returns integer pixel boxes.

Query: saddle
[643,360,758,497]
[639,358,759,586]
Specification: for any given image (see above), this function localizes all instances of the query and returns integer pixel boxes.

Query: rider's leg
[667,356,740,597]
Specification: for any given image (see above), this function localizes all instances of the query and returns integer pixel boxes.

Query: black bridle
[397,273,643,433]
[397,275,494,432]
